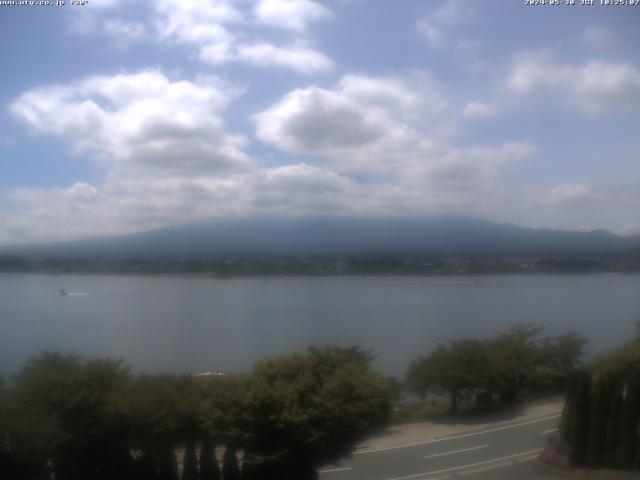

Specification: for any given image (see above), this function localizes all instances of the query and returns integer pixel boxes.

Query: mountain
[5,216,640,259]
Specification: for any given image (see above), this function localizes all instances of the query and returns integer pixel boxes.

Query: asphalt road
[318,414,562,480]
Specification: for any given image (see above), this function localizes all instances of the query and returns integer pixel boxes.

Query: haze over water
[1,273,639,377]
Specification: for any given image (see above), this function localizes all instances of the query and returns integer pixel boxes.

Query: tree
[567,369,591,466]
[197,375,247,479]
[182,439,199,480]
[490,324,545,404]
[199,437,221,480]
[7,353,134,480]
[222,445,240,480]
[406,356,433,401]
[617,373,640,469]
[586,376,611,468]
[420,340,493,415]
[238,346,391,479]
[540,331,586,389]
[605,382,624,466]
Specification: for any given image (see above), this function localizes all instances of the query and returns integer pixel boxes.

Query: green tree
[540,331,586,389]
[605,383,624,466]
[222,445,240,480]
[490,324,545,404]
[8,353,132,480]
[199,437,221,480]
[567,369,591,466]
[239,346,391,479]
[586,376,611,468]
[617,373,640,469]
[405,356,434,401]
[422,340,493,415]
[182,439,199,480]
[121,374,185,480]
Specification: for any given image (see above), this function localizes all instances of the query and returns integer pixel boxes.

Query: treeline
[0,347,391,480]
[2,253,640,276]
[560,327,640,471]
[406,324,585,415]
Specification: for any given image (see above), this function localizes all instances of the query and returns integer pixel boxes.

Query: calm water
[1,273,639,377]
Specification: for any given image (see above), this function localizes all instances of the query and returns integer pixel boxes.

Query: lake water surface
[1,273,639,376]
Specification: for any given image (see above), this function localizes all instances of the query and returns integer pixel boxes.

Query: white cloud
[584,25,614,48]
[89,0,122,8]
[506,52,640,113]
[530,183,591,208]
[254,74,534,201]
[4,67,542,245]
[9,70,251,176]
[574,62,640,113]
[462,102,496,120]
[150,0,333,73]
[254,0,332,32]
[2,166,368,244]
[65,0,334,73]
[235,43,334,74]
[154,0,241,54]
[519,183,640,234]
[420,142,537,197]
[0,136,15,147]
[416,0,470,49]
[416,20,442,49]
[103,19,146,41]
[253,74,438,168]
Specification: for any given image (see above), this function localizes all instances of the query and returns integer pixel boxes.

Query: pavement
[318,401,568,480]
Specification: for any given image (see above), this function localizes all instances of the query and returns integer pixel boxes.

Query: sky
[0,0,639,246]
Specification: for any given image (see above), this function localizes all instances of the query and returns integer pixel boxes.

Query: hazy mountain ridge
[5,216,640,259]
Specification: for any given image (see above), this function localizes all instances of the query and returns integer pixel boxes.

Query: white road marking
[354,414,560,455]
[318,467,353,474]
[542,428,558,434]
[516,454,541,463]
[423,444,488,459]
[382,448,543,480]
[458,461,512,476]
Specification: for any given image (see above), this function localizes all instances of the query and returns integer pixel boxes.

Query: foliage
[6,353,132,479]
[239,346,391,479]
[1,346,391,480]
[561,330,640,471]
[406,324,585,415]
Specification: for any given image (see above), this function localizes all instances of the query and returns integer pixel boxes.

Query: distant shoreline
[2,269,640,279]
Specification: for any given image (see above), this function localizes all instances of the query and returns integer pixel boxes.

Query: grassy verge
[391,391,564,425]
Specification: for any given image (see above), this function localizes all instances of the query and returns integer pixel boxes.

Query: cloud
[2,165,369,244]
[89,0,122,8]
[154,0,241,62]
[0,136,15,147]
[519,183,640,235]
[506,51,640,113]
[530,183,591,208]
[235,43,334,73]
[416,20,443,49]
[3,65,539,245]
[254,0,332,32]
[462,102,496,120]
[103,19,146,42]
[416,0,470,49]
[151,0,333,73]
[65,0,334,73]
[9,70,251,176]
[420,142,537,199]
[584,25,614,48]
[253,74,440,171]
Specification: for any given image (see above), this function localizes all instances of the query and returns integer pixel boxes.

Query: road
[318,414,561,480]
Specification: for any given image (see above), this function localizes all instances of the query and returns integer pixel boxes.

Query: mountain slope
[6,216,640,258]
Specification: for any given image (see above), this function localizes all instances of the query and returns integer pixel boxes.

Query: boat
[57,289,67,296]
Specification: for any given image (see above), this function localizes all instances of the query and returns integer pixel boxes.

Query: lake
[1,273,639,377]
